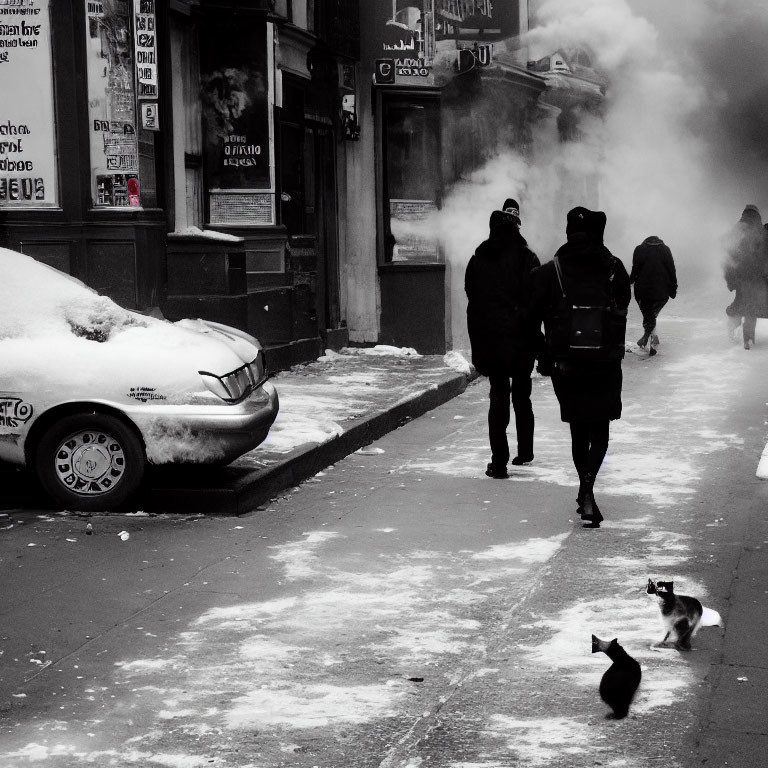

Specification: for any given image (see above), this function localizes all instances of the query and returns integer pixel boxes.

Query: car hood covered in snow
[0,248,260,404]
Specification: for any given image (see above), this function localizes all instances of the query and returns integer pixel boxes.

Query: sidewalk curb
[147,369,477,515]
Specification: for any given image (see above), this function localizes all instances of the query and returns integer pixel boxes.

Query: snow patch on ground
[483,715,594,765]
[226,683,406,729]
[471,534,567,564]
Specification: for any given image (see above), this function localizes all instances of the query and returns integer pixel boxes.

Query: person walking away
[531,207,631,527]
[630,236,677,356]
[465,205,541,479]
[724,205,768,349]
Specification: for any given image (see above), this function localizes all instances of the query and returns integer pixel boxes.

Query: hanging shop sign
[373,2,517,87]
[200,16,273,224]
[0,0,58,207]
[85,0,141,207]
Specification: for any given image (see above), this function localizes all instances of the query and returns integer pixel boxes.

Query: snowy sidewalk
[146,345,476,514]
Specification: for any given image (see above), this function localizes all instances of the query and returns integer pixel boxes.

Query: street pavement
[1,310,767,767]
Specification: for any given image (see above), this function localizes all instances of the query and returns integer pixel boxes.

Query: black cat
[592,635,642,719]
[646,579,722,651]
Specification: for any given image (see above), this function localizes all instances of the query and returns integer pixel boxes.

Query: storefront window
[85,0,147,208]
[382,98,441,263]
[0,0,58,208]
[200,16,274,225]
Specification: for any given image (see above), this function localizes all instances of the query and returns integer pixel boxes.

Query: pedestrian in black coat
[630,236,677,355]
[724,205,768,349]
[530,207,631,527]
[465,204,541,478]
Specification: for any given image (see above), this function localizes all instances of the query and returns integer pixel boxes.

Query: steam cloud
[435,0,768,348]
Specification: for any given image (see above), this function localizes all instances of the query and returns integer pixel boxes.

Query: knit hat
[489,209,506,233]
[590,211,607,243]
[566,206,591,235]
[566,206,606,242]
[741,204,762,225]
[502,198,521,225]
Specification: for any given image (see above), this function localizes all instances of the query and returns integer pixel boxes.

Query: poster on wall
[132,0,157,99]
[200,17,271,193]
[85,0,140,207]
[374,1,519,85]
[389,199,439,262]
[0,0,58,207]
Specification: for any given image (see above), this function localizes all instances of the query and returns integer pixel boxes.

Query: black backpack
[547,256,627,362]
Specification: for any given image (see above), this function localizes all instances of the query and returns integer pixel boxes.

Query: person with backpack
[630,235,677,355]
[530,207,631,527]
[465,202,541,479]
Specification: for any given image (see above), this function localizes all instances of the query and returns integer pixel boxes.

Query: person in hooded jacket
[530,207,631,528]
[630,236,677,355]
[465,202,541,479]
[724,205,768,349]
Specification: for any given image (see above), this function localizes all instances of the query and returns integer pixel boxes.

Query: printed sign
[0,0,57,207]
[389,199,439,262]
[133,0,157,99]
[140,101,159,130]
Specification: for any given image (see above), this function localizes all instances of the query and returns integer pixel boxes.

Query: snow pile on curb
[443,350,472,374]
[318,345,421,361]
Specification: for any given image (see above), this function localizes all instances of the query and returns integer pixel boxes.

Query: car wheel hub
[55,430,126,495]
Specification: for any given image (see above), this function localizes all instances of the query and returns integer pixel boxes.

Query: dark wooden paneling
[19,241,73,274]
[379,264,446,354]
[86,241,138,309]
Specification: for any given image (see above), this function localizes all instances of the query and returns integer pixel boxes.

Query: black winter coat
[530,235,631,423]
[630,236,677,303]
[465,231,540,376]
[724,218,768,318]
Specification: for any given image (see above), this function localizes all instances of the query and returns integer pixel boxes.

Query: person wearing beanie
[465,204,541,479]
[502,198,522,227]
[530,206,631,528]
[724,205,768,349]
[630,235,678,355]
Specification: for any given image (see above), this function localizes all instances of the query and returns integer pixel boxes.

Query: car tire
[35,413,146,511]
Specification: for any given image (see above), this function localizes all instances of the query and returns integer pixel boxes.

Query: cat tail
[700,606,722,627]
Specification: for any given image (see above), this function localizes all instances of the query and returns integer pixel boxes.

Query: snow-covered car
[0,248,278,511]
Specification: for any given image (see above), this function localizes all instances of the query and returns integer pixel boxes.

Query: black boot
[576,476,587,513]
[579,474,603,528]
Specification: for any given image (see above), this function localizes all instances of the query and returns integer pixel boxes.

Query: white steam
[434,0,760,348]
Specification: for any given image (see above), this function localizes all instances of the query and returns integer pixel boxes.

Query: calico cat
[592,635,642,719]
[646,578,722,650]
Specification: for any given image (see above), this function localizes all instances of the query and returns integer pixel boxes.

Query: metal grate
[210,192,274,225]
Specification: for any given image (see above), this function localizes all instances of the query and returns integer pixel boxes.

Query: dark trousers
[637,298,668,337]
[726,307,757,343]
[488,368,534,469]
[569,421,610,482]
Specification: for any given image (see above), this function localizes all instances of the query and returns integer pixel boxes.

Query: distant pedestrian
[630,236,677,355]
[465,202,541,479]
[530,207,630,527]
[724,205,768,349]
